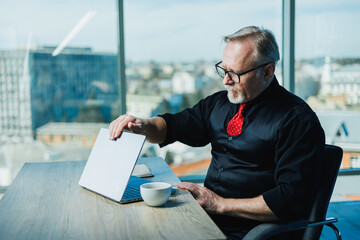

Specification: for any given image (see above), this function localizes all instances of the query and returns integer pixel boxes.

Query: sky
[0,0,359,62]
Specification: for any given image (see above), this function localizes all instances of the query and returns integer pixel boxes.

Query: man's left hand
[177,182,224,214]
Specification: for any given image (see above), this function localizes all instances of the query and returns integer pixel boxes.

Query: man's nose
[223,73,234,85]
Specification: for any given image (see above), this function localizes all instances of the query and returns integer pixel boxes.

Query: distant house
[126,94,163,118]
[317,111,360,169]
[172,71,204,94]
[320,57,360,105]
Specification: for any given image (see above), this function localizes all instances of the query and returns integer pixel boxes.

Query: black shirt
[159,77,325,232]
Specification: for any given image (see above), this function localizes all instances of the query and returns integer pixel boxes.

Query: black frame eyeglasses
[215,61,272,83]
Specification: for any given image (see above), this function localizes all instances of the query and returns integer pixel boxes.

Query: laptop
[79,128,150,203]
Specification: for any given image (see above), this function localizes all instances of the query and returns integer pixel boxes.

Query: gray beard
[225,86,246,104]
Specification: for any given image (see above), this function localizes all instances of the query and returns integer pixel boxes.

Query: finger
[177,182,202,198]
[109,120,120,140]
[109,115,124,138]
[111,115,130,140]
[109,121,117,140]
[177,182,196,190]
[113,120,127,139]
[109,119,117,138]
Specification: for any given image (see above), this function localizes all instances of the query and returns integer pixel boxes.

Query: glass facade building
[0,47,118,141]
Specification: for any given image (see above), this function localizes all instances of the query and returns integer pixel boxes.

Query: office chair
[243,144,342,240]
[180,144,343,240]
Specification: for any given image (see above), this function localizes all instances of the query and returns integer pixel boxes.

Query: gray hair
[224,26,280,65]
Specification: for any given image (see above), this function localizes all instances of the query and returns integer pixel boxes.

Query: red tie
[227,104,246,136]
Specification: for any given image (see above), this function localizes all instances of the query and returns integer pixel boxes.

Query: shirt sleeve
[158,94,218,148]
[262,104,325,221]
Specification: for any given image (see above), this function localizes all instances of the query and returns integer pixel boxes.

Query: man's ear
[264,63,275,81]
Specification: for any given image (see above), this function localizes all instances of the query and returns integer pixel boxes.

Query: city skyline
[0,0,360,62]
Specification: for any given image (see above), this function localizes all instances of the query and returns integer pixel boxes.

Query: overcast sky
[0,0,359,62]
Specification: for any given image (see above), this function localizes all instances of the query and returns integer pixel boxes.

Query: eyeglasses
[215,61,272,83]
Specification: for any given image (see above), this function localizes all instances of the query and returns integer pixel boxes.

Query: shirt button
[228,136,232,141]
[219,168,223,172]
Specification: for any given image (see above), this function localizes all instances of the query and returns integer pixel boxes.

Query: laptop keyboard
[121,176,151,202]
[123,185,141,199]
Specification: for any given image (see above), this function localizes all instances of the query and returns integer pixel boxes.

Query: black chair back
[302,144,343,240]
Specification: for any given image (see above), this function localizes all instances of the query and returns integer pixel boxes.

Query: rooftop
[36,122,109,135]
[317,111,360,146]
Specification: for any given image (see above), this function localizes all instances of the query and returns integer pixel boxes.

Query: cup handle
[171,186,179,197]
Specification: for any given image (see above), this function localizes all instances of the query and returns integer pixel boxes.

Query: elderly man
[109,26,325,239]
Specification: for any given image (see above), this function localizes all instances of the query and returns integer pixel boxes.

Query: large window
[123,0,282,167]
[295,0,360,169]
[0,0,118,188]
[0,0,283,190]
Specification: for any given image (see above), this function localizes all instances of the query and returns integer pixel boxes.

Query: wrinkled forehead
[222,39,256,71]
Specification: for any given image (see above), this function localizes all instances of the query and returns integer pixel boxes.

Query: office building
[0,46,118,141]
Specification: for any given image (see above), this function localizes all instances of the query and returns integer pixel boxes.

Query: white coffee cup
[140,182,178,207]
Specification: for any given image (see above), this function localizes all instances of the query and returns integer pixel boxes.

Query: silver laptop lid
[79,128,146,202]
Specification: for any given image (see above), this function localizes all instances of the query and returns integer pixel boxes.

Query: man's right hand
[109,114,146,140]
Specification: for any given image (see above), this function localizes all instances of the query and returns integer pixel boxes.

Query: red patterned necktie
[227,104,246,136]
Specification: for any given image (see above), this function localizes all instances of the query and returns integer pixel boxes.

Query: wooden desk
[0,157,226,240]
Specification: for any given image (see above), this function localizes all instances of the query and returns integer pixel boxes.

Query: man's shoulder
[281,88,315,111]
[276,88,320,124]
[260,83,319,125]
[274,82,305,104]
[258,78,308,111]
